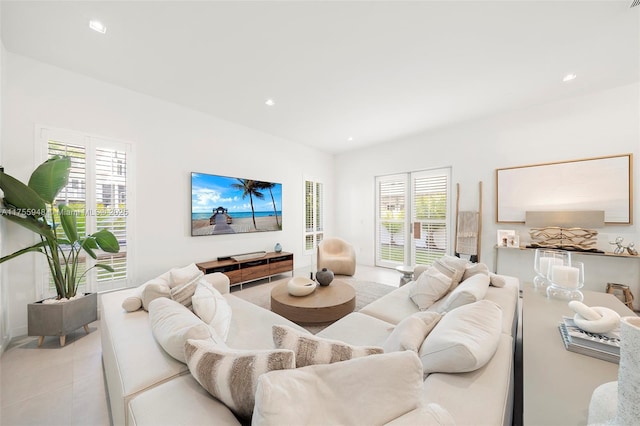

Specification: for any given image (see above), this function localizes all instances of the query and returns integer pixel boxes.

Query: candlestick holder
[546,260,584,301]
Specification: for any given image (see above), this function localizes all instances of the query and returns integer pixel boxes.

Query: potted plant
[0,155,120,346]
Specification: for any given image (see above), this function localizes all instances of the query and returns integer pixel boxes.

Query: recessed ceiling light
[89,20,107,34]
[562,73,577,82]
[347,137,354,141]
[265,99,275,106]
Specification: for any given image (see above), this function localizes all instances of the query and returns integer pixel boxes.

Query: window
[304,178,324,254]
[38,127,134,296]
[375,168,450,268]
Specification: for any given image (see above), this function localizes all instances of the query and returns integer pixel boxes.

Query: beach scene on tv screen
[191,172,282,236]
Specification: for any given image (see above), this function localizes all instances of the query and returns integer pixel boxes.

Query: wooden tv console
[196,252,294,288]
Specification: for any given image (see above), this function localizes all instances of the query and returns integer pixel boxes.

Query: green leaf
[58,204,78,243]
[92,229,120,253]
[0,172,47,215]
[95,263,115,273]
[28,156,71,204]
[0,243,46,264]
[82,243,97,260]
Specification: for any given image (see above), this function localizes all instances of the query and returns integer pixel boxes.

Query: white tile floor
[0,265,401,426]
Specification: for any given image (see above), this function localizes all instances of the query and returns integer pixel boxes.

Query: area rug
[232,277,396,334]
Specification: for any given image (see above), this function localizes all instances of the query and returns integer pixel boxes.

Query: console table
[196,252,293,289]
[520,283,635,425]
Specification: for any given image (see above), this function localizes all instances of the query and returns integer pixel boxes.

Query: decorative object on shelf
[568,301,620,334]
[609,237,637,255]
[587,316,640,425]
[529,227,599,251]
[497,230,516,247]
[274,243,282,253]
[547,259,584,301]
[230,251,267,262]
[287,277,317,297]
[0,156,120,346]
[533,249,570,289]
[316,268,334,286]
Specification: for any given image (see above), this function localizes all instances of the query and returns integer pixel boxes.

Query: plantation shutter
[40,127,133,297]
[304,179,323,254]
[375,168,450,268]
[375,174,407,267]
[412,170,449,265]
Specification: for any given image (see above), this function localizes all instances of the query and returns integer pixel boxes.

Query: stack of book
[558,316,620,363]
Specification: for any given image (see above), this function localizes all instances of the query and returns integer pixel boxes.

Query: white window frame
[375,167,452,268]
[34,125,135,298]
[303,176,324,258]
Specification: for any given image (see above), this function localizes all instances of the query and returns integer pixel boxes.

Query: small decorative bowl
[287,277,317,296]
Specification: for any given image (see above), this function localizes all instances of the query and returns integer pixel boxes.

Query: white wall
[2,52,334,338]
[0,12,7,353]
[335,82,640,277]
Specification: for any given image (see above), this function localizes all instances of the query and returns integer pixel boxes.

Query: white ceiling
[1,1,638,154]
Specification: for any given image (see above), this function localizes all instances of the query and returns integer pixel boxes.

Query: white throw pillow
[419,299,502,374]
[191,279,232,341]
[148,297,222,363]
[409,267,452,310]
[121,275,172,312]
[461,262,490,281]
[272,324,383,367]
[141,282,171,311]
[169,271,203,309]
[383,311,442,353]
[168,263,202,289]
[185,338,295,420]
[489,272,507,288]
[434,273,490,314]
[253,351,423,426]
[435,255,469,291]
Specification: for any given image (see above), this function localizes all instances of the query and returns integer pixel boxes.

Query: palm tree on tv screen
[230,179,264,229]
[256,181,281,229]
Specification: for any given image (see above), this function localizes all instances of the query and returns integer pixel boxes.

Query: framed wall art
[496,154,632,224]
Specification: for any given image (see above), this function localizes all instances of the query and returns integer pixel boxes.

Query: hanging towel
[457,211,478,255]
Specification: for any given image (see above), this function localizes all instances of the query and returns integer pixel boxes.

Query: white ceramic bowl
[287,276,317,297]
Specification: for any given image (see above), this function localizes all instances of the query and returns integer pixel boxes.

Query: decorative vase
[274,243,282,253]
[588,316,640,424]
[316,268,334,286]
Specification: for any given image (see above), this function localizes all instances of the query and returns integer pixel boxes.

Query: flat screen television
[191,172,282,236]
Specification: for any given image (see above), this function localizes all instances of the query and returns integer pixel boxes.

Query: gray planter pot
[28,292,98,347]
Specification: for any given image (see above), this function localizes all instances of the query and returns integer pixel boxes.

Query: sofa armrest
[204,272,230,294]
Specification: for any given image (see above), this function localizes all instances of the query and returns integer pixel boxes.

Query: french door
[375,168,451,268]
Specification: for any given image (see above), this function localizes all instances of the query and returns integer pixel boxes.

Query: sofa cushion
[358,284,419,325]
[148,297,221,363]
[121,284,146,312]
[420,299,502,374]
[489,272,507,288]
[272,324,383,367]
[383,311,442,353]
[253,351,423,426]
[429,273,490,314]
[435,255,469,291]
[192,279,232,341]
[184,339,295,420]
[170,271,202,309]
[169,263,202,288]
[127,374,241,426]
[141,283,171,311]
[385,403,456,426]
[421,333,514,426]
[409,267,452,310]
[461,262,490,281]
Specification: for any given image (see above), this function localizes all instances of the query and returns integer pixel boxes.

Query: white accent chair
[317,238,356,276]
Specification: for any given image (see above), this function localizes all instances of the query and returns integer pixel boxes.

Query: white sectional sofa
[101,265,519,426]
